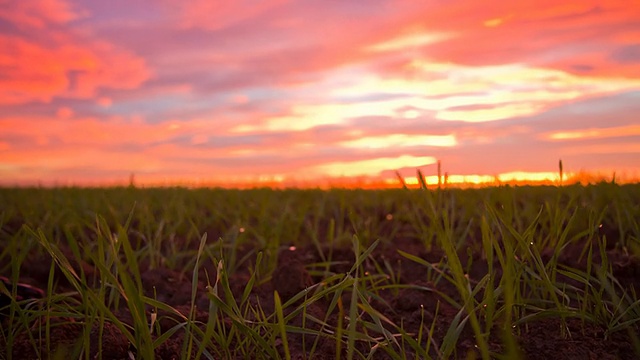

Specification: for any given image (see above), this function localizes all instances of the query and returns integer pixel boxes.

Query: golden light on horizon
[405,171,570,187]
[4,167,637,189]
[314,155,437,177]
[497,171,564,183]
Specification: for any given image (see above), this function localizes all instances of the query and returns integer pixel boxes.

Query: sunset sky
[1,0,640,187]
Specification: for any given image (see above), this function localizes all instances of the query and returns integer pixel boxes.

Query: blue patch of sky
[0,18,23,36]
[516,91,640,131]
[0,98,107,119]
[96,83,295,123]
[102,95,189,119]
[559,90,640,115]
[231,88,292,111]
[76,0,165,25]
[315,0,393,18]
[611,45,640,64]
[103,92,241,122]
[173,133,264,148]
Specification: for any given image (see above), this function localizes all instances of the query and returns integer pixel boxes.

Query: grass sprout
[0,184,638,359]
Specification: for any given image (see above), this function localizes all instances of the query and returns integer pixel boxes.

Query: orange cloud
[0,116,237,147]
[0,0,80,29]
[563,143,640,155]
[0,0,150,106]
[0,145,158,171]
[0,35,150,105]
[483,16,512,28]
[169,0,287,30]
[56,107,74,119]
[365,29,451,53]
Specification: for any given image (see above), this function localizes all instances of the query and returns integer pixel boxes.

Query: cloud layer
[1,0,639,186]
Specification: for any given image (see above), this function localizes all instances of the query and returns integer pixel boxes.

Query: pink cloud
[0,115,243,149]
[0,0,150,106]
[0,35,150,105]
[0,0,80,29]
[169,0,289,30]
[414,0,640,77]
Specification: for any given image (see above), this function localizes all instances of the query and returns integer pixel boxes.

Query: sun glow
[403,171,585,188]
[497,171,564,183]
[314,155,437,177]
[366,30,450,52]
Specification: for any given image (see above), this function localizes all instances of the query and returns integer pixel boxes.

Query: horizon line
[2,169,637,190]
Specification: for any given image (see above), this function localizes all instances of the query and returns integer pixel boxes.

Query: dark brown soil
[2,237,640,359]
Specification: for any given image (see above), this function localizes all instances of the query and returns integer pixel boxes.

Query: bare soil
[3,237,640,359]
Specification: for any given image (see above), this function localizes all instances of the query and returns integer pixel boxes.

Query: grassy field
[1,182,639,359]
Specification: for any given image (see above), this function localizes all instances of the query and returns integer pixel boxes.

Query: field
[1,183,640,359]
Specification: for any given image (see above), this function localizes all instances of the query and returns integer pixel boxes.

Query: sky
[1,0,640,187]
